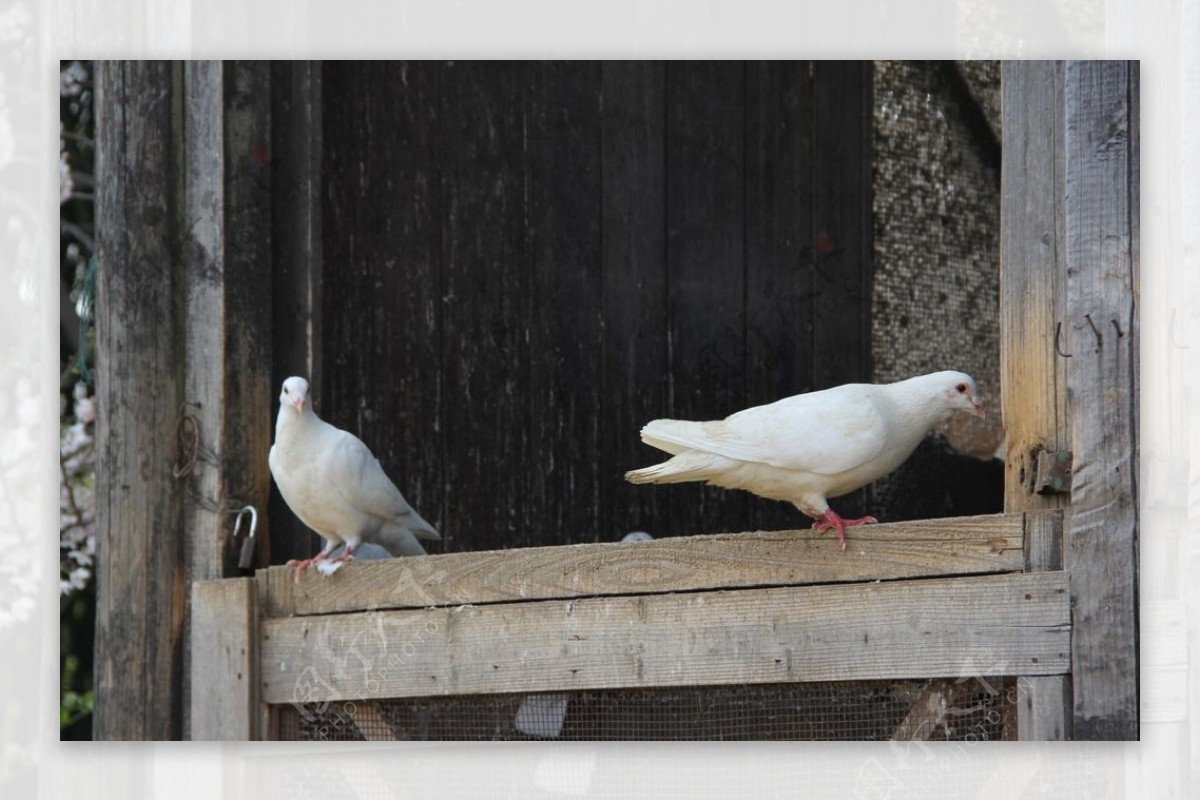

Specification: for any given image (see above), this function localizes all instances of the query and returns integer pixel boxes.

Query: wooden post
[1000,59,1072,741]
[1002,60,1140,740]
[95,60,187,741]
[96,61,275,740]
[178,60,274,738]
[1062,60,1139,740]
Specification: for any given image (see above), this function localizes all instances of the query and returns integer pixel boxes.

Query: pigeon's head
[936,371,985,420]
[280,376,311,416]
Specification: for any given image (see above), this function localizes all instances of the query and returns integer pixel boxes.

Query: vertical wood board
[190,579,258,740]
[1062,59,1139,740]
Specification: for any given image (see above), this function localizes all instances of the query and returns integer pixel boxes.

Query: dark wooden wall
[312,61,873,554]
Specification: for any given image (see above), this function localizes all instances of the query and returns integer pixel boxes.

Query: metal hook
[1054,322,1073,358]
[1084,314,1103,349]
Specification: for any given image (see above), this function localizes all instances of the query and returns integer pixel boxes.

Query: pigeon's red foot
[812,509,879,550]
[327,548,355,565]
[287,555,328,582]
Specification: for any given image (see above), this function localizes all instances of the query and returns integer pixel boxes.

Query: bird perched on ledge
[269,376,439,580]
[625,371,985,549]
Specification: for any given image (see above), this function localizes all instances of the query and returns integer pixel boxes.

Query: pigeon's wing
[644,384,890,475]
[324,431,440,540]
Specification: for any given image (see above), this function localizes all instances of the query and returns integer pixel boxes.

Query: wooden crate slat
[258,513,1026,618]
[190,578,258,740]
[260,571,1069,704]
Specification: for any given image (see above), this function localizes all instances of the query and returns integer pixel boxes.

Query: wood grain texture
[1001,62,1073,742]
[810,61,873,392]
[320,62,443,559]
[259,571,1070,703]
[439,61,531,552]
[270,61,324,565]
[95,60,186,741]
[190,579,258,740]
[662,61,749,533]
[180,61,230,581]
[599,61,668,543]
[177,62,274,737]
[257,513,1025,618]
[743,61,817,532]
[220,61,275,575]
[526,62,604,547]
[1000,60,1070,513]
[1062,60,1139,740]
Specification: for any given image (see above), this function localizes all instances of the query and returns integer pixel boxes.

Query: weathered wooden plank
[1001,61,1073,742]
[260,571,1070,703]
[270,60,324,565]
[810,61,872,391]
[744,60,815,406]
[1062,59,1139,740]
[180,61,230,581]
[662,60,748,534]
[1000,60,1070,512]
[190,579,258,740]
[439,61,531,552]
[526,62,603,546]
[743,61,817,533]
[1018,511,1069,740]
[599,61,667,543]
[95,60,186,741]
[257,513,1025,618]
[320,61,443,557]
[220,61,275,574]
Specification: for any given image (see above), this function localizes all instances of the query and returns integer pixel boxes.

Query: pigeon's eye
[956,383,967,394]
[284,386,290,395]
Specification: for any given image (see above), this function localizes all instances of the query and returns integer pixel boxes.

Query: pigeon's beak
[970,397,985,419]
[293,397,306,414]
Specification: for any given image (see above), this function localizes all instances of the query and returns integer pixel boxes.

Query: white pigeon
[269,376,440,579]
[625,371,985,549]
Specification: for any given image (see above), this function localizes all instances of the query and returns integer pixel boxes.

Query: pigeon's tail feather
[374,525,431,557]
[402,507,441,541]
[625,451,725,485]
[640,419,721,455]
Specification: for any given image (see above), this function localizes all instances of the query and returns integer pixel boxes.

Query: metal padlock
[233,505,258,569]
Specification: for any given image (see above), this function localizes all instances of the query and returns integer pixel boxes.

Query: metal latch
[1034,450,1073,495]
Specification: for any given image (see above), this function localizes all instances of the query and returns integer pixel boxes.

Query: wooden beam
[1062,60,1139,740]
[190,579,258,740]
[1000,60,1070,511]
[257,513,1026,618]
[95,60,186,741]
[1001,60,1073,741]
[260,571,1069,703]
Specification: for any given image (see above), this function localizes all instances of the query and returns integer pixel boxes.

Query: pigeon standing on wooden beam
[269,376,440,580]
[625,371,985,549]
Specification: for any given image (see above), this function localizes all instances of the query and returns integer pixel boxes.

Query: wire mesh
[276,678,1015,741]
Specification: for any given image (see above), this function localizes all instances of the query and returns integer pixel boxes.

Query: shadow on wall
[869,435,1004,523]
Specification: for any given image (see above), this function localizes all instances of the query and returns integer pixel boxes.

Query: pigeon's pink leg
[326,542,357,565]
[812,508,878,550]
[287,543,336,582]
